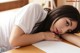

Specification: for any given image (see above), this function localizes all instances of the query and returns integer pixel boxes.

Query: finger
[53,36,61,41]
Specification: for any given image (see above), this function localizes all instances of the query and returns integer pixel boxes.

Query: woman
[0,3,80,52]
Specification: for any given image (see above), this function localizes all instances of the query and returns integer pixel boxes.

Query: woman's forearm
[10,32,44,47]
[61,34,80,47]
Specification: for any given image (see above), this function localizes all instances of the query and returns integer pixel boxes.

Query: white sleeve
[15,3,43,33]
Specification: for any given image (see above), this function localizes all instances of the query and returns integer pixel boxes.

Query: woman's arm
[9,26,44,47]
[61,33,80,47]
[9,26,60,47]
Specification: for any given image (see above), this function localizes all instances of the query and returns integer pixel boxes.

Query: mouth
[55,28,60,34]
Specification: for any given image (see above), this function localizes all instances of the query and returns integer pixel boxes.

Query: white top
[0,3,48,52]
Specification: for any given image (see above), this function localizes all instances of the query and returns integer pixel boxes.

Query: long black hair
[31,5,80,34]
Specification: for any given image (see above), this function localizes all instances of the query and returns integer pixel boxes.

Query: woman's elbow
[9,39,19,47]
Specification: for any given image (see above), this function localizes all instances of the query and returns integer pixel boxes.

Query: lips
[55,28,60,34]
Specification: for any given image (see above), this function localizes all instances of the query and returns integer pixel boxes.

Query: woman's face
[50,17,77,34]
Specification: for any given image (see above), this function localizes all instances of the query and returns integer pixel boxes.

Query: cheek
[50,22,64,32]
[50,19,66,32]
[55,21,65,27]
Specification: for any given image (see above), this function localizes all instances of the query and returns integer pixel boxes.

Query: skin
[9,17,80,48]
[50,17,77,34]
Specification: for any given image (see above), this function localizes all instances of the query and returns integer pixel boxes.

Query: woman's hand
[41,32,61,41]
